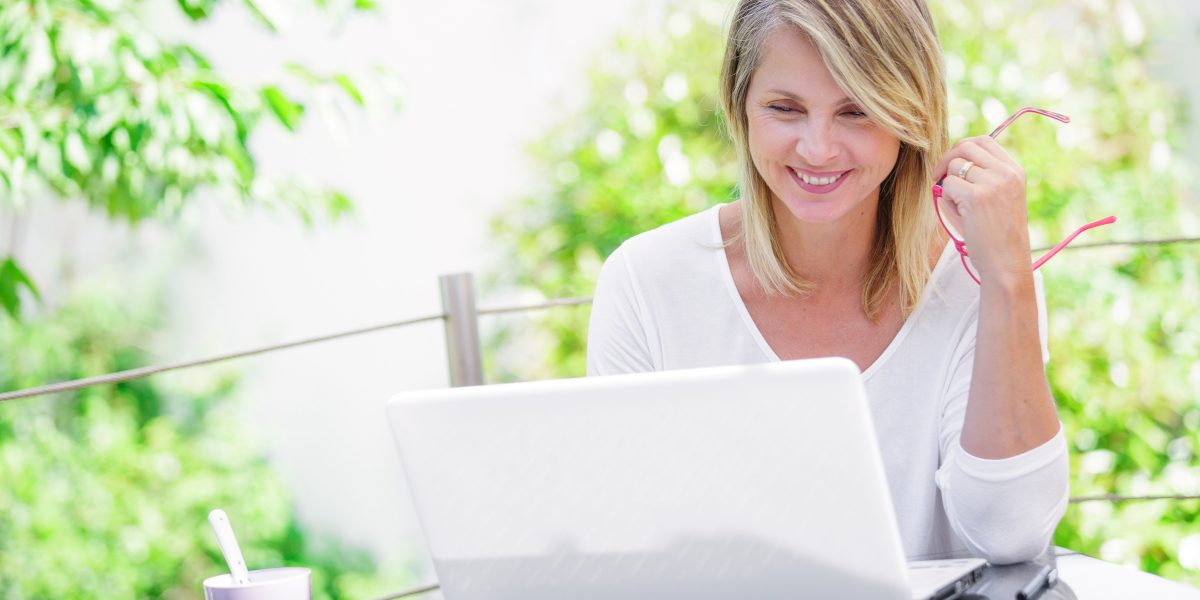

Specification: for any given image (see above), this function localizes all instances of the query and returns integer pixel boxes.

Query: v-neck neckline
[707,203,956,381]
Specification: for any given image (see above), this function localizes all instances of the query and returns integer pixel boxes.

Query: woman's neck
[770,194,880,291]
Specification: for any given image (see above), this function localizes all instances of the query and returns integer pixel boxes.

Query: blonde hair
[719,0,948,320]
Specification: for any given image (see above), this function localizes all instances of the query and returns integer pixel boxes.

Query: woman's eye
[768,105,797,113]
[844,111,867,118]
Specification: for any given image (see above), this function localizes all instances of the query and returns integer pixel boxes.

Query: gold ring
[957,160,975,180]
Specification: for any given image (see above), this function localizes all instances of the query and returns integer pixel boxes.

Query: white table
[1056,551,1200,599]
[379,548,1200,599]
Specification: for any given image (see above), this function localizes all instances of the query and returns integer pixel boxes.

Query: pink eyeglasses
[931,107,1117,284]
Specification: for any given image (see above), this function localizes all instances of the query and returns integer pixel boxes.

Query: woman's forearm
[959,270,1061,459]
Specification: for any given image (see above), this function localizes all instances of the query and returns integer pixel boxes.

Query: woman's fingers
[940,145,1001,190]
[941,148,1025,214]
[936,177,969,236]
[939,172,975,210]
[931,133,1033,283]
[946,157,982,184]
[973,134,1017,163]
[933,136,1004,182]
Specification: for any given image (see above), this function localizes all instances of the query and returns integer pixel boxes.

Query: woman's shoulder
[918,241,982,315]
[611,204,726,271]
[594,204,731,309]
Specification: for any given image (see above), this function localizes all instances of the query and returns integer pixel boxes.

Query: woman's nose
[794,122,839,166]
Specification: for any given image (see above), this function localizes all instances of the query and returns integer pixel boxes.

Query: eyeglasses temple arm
[1032,215,1117,271]
[934,108,1069,184]
[989,107,1071,139]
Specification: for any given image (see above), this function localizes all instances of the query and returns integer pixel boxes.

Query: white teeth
[797,170,845,186]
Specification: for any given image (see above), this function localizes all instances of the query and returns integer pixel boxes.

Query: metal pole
[439,272,485,387]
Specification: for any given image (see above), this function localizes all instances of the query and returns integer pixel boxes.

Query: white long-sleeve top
[585,204,1069,564]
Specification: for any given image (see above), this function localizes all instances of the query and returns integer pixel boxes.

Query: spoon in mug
[208,509,252,585]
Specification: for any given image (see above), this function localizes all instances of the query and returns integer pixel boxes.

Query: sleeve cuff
[954,423,1067,482]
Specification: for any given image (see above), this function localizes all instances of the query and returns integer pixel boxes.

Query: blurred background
[1,0,1198,597]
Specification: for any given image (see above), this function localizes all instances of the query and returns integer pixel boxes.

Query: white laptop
[386,358,986,599]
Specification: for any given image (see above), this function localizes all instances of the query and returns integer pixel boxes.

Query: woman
[586,0,1068,564]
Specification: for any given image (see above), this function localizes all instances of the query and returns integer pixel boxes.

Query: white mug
[203,567,311,600]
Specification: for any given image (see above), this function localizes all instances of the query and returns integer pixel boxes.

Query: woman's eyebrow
[765,89,855,106]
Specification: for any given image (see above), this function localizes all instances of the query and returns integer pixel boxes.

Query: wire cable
[0,313,445,403]
[1033,234,1200,253]
[1069,494,1200,504]
[366,583,440,600]
[3,235,1199,403]
[476,296,593,316]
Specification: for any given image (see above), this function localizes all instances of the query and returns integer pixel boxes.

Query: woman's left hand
[932,135,1034,284]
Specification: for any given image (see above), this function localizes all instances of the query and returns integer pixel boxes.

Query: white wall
[162,0,678,576]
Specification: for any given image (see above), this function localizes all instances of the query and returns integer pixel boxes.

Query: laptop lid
[387,358,915,599]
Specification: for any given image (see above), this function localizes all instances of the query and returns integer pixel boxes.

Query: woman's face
[745,26,901,226]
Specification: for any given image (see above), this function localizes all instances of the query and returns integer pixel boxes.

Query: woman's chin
[775,196,852,225]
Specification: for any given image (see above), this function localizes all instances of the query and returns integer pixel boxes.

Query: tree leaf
[192,79,250,143]
[0,257,41,320]
[325,190,354,219]
[241,0,280,33]
[261,85,305,131]
[333,74,365,105]
[74,0,116,23]
[174,0,217,21]
[285,63,323,84]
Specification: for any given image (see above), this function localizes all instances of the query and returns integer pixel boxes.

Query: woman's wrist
[980,264,1035,295]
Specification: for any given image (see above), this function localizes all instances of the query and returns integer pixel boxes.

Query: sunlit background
[1,0,1198,597]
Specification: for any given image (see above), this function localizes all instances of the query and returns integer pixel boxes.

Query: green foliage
[491,0,1199,585]
[931,0,1200,585]
[487,1,736,381]
[0,0,379,318]
[0,0,407,595]
[0,283,400,598]
[0,257,40,318]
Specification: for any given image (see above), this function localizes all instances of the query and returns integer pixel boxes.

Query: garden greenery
[0,0,375,319]
[0,0,405,596]
[0,283,391,598]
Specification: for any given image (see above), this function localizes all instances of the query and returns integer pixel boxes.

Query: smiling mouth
[793,169,849,186]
